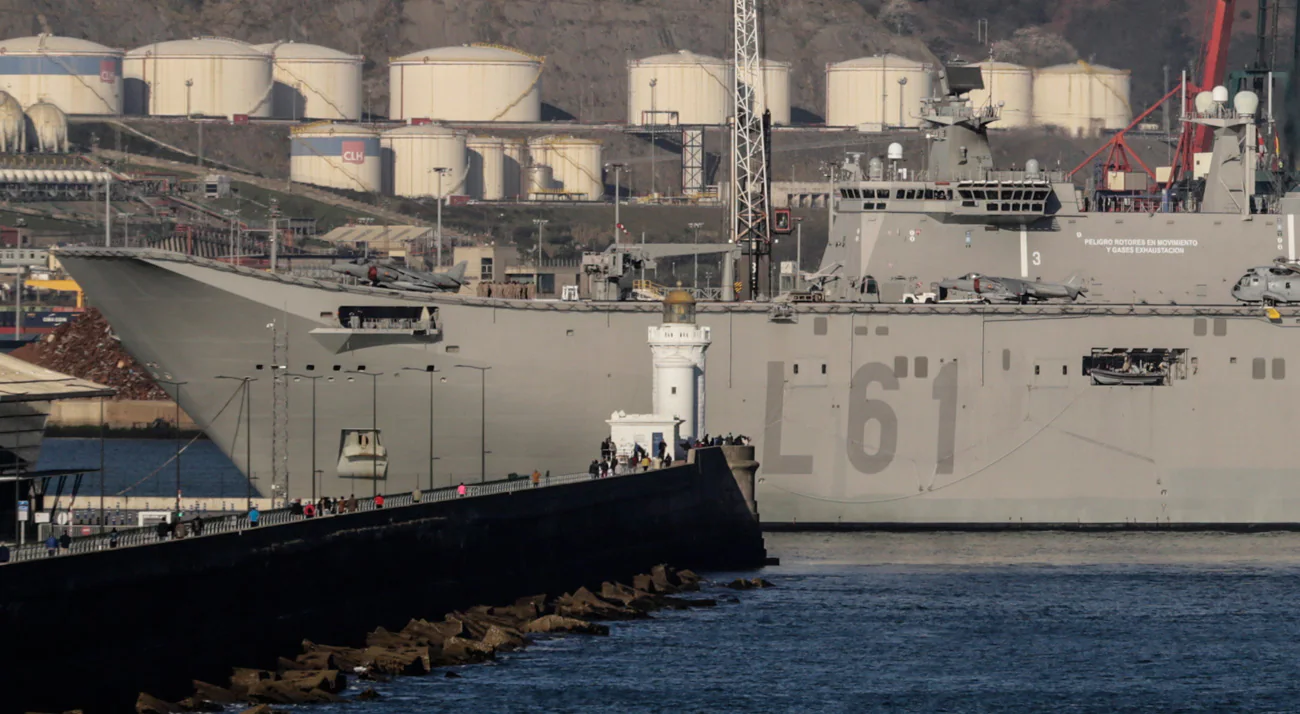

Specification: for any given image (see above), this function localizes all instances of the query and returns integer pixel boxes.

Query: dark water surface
[35,437,253,501]
[315,532,1300,713]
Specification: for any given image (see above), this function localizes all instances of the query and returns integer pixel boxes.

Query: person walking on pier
[193,514,204,536]
[249,506,260,528]
[374,494,385,509]
[457,482,467,498]
[531,470,541,488]
[45,533,57,557]
[58,531,71,553]
[155,519,170,541]
[588,460,599,479]
[0,543,9,563]
[347,494,357,513]
[108,528,119,549]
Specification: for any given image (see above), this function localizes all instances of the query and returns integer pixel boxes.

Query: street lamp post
[103,174,111,247]
[346,370,384,497]
[794,217,804,291]
[688,222,704,289]
[532,218,549,296]
[897,76,908,128]
[430,167,451,269]
[649,78,658,198]
[156,380,188,516]
[286,374,321,502]
[605,162,626,246]
[402,366,439,491]
[455,365,491,483]
[217,376,258,511]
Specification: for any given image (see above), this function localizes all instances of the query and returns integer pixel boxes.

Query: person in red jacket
[374,494,385,509]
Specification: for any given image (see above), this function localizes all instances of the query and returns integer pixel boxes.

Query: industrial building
[825,54,934,129]
[1032,61,1132,137]
[966,60,1033,128]
[289,122,381,193]
[380,123,469,198]
[0,35,123,115]
[628,51,732,126]
[527,135,603,201]
[388,44,542,122]
[124,37,273,117]
[253,41,364,121]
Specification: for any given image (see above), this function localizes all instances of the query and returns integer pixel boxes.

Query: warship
[54,66,1300,527]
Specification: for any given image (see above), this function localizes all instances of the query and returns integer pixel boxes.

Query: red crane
[1194,0,1237,153]
[1072,0,1236,187]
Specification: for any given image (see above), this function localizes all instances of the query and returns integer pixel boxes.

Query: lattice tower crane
[731,0,773,300]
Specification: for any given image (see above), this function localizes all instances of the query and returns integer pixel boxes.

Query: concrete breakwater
[0,447,766,714]
[134,565,744,712]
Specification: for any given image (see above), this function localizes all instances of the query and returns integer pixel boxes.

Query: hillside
[6,0,1276,122]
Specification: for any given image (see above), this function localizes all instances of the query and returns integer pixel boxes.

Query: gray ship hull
[57,248,1300,527]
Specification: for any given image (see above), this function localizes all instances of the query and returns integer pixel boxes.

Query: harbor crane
[731,0,773,300]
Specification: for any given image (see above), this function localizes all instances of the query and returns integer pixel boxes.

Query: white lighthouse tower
[648,288,711,444]
[607,287,712,463]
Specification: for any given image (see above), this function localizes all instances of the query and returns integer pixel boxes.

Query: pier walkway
[3,467,645,564]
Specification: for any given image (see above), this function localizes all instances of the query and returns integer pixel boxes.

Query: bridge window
[1002,349,1011,371]
[1274,358,1286,380]
[895,189,905,199]
[894,356,909,378]
[914,356,928,378]
[1254,358,1266,379]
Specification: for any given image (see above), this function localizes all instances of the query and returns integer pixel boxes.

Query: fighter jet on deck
[935,272,1088,304]
[330,259,469,292]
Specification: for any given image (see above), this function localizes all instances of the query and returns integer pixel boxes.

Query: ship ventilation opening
[1082,348,1189,386]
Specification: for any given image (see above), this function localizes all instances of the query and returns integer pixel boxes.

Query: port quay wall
[0,447,766,714]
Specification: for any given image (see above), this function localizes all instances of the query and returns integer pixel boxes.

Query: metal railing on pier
[4,466,651,564]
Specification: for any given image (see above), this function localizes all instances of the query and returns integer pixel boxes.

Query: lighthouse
[607,287,712,463]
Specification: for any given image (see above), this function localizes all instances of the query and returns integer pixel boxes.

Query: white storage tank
[0,91,25,152]
[0,34,123,115]
[124,37,273,117]
[253,41,363,121]
[528,135,603,200]
[825,54,934,128]
[760,59,791,125]
[380,123,468,198]
[502,138,527,199]
[25,101,68,153]
[967,61,1033,128]
[526,165,554,198]
[628,51,732,126]
[1032,61,1132,137]
[389,44,542,122]
[290,122,381,193]
[466,136,507,200]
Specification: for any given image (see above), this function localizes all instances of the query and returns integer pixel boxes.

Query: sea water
[315,531,1300,713]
